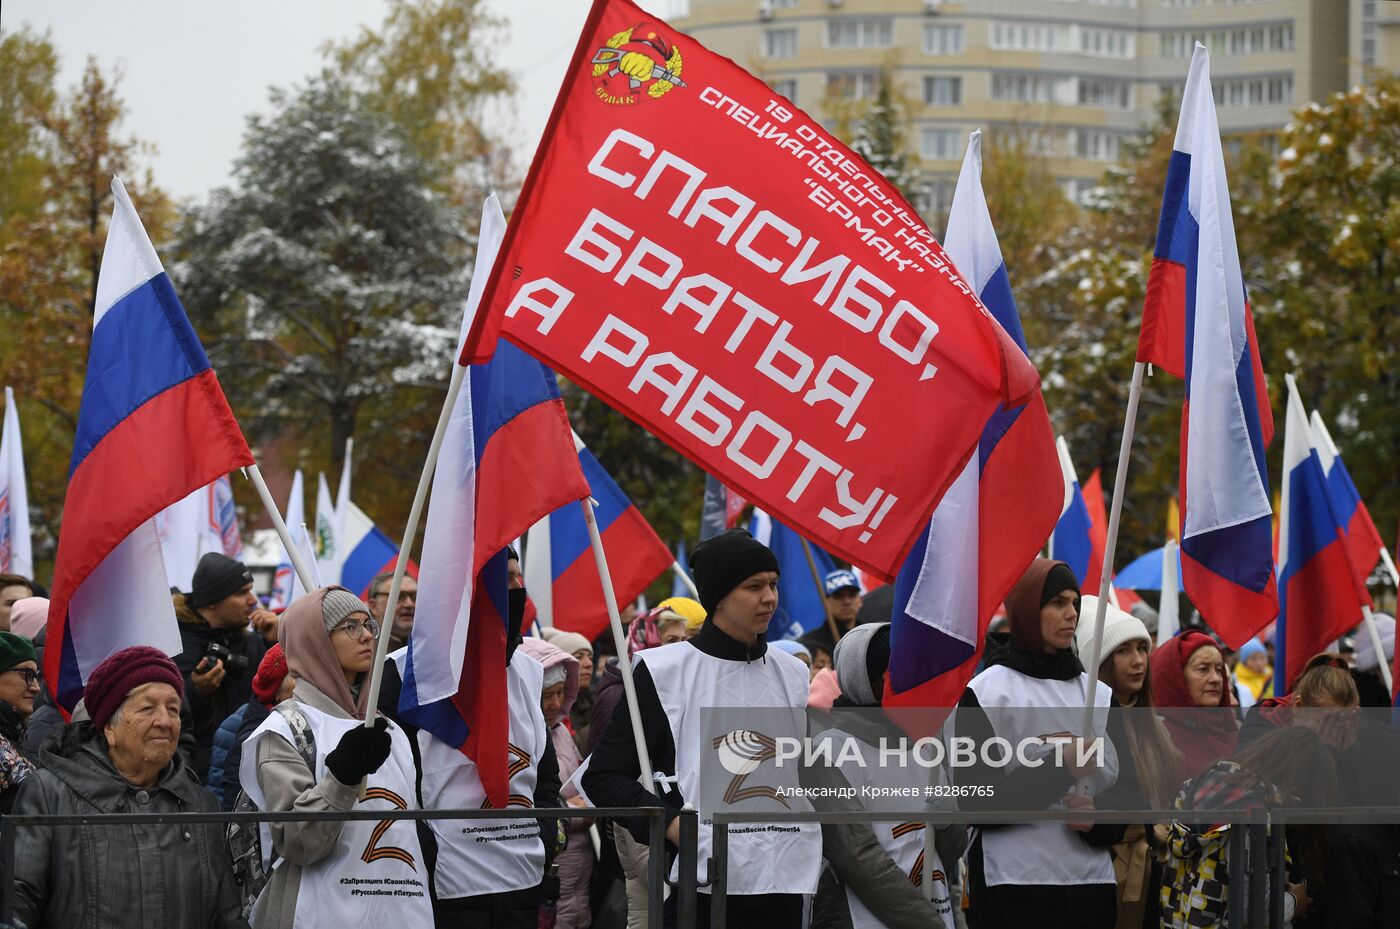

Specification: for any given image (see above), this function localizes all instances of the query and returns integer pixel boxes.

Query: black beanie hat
[689,529,780,617]
[1042,562,1081,608]
[190,552,254,608]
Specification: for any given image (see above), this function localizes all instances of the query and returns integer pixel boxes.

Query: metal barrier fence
[4,803,1371,928]
[0,806,672,929]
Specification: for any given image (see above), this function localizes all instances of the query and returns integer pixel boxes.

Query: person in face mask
[376,551,563,929]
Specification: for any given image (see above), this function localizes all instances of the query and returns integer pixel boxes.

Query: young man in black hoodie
[583,528,820,929]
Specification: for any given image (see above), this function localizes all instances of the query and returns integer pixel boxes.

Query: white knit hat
[1074,595,1151,669]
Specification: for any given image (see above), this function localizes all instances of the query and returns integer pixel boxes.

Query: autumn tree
[323,0,515,207]
[0,33,171,581]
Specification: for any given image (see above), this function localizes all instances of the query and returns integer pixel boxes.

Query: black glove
[325,717,391,785]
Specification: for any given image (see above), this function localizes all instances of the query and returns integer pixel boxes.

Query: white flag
[269,470,306,608]
[314,472,341,586]
[0,387,34,580]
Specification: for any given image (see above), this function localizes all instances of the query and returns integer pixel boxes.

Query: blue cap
[823,570,860,596]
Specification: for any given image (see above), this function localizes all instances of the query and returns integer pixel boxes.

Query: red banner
[466,0,1042,579]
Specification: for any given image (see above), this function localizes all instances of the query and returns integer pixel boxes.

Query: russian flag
[1277,376,1373,692]
[1309,410,1386,588]
[339,501,416,600]
[885,131,1061,707]
[523,435,674,640]
[398,196,589,807]
[1081,468,1108,595]
[45,178,253,711]
[1049,436,1095,589]
[1136,45,1277,648]
[748,507,835,640]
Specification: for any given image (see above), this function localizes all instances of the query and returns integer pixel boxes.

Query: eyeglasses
[371,589,416,603]
[3,669,40,686]
[333,618,380,641]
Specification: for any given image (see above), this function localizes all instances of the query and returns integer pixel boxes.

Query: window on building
[771,79,797,103]
[920,179,957,230]
[1080,28,1134,58]
[924,76,963,105]
[989,21,1071,52]
[1268,24,1294,51]
[1075,129,1120,161]
[827,71,881,100]
[924,24,964,55]
[1212,75,1292,108]
[921,128,961,160]
[765,28,798,59]
[991,72,1070,103]
[827,18,893,49]
[1078,78,1131,109]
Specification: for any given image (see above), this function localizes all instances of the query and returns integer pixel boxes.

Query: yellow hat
[657,596,706,633]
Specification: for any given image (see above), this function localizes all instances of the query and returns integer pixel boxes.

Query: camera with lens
[200,642,250,675]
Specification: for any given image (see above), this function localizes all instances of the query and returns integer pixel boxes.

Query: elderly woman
[12,645,246,928]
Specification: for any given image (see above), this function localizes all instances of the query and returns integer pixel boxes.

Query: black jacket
[1318,824,1400,929]
[173,621,266,779]
[583,621,768,844]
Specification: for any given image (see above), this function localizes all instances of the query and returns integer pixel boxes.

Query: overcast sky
[5,0,675,202]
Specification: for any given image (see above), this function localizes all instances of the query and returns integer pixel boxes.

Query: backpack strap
[273,701,318,772]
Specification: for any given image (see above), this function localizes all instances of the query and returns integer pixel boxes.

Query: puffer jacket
[12,722,247,929]
[207,701,251,808]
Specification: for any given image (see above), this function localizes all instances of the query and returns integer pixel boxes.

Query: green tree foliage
[1,33,171,582]
[1250,79,1400,547]
[175,76,469,535]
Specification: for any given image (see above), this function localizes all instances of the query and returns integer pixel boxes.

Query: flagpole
[1081,361,1147,734]
[1380,547,1400,591]
[245,463,316,595]
[799,537,841,644]
[582,498,657,795]
[362,362,468,729]
[1361,604,1395,691]
[670,560,698,598]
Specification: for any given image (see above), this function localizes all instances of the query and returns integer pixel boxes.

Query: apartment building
[673,0,1353,213]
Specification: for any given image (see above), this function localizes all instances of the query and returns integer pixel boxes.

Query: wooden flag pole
[1081,361,1147,735]
[582,498,657,794]
[246,463,316,595]
[800,537,841,645]
[361,362,467,729]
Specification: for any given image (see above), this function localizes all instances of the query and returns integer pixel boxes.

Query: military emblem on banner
[591,22,687,106]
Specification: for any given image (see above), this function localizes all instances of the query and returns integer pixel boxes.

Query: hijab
[280,586,371,719]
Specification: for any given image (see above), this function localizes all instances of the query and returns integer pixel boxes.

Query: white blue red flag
[156,474,242,591]
[45,178,253,711]
[339,501,414,600]
[0,387,34,580]
[399,196,590,807]
[1276,377,1372,692]
[1309,411,1386,587]
[524,434,673,639]
[885,131,1061,708]
[1049,436,1096,589]
[1137,45,1277,647]
[748,507,836,641]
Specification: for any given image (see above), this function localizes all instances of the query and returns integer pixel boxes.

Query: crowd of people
[0,536,1394,929]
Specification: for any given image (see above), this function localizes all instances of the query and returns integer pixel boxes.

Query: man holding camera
[175,552,270,780]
